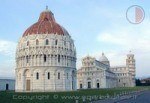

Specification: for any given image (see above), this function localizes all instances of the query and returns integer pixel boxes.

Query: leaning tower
[126,52,136,86]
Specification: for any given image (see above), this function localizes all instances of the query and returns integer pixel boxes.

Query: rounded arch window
[47,72,50,79]
[44,54,47,62]
[45,39,49,45]
[64,41,66,46]
[55,39,58,45]
[27,41,29,46]
[58,55,60,63]
[36,72,39,80]
[58,72,60,79]
[36,39,39,45]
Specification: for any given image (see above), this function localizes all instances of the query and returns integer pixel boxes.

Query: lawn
[0,86,149,103]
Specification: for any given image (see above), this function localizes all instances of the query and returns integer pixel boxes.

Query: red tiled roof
[23,10,68,36]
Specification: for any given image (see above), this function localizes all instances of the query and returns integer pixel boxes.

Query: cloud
[0,64,15,78]
[95,20,150,77]
[97,20,150,52]
[0,39,17,56]
[0,39,16,77]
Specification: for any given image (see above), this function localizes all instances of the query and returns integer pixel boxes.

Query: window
[88,82,91,88]
[26,56,29,63]
[27,41,29,46]
[36,72,39,80]
[58,55,60,63]
[44,54,47,62]
[55,40,58,45]
[64,41,66,46]
[48,72,50,79]
[70,43,72,48]
[36,39,39,45]
[58,72,60,79]
[45,39,49,45]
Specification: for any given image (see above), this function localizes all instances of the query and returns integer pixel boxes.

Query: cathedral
[15,8,77,92]
[77,52,136,89]
[15,8,136,92]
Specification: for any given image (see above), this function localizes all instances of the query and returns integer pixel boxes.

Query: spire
[38,7,55,22]
[46,5,48,10]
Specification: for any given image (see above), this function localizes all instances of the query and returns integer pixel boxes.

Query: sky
[0,0,150,78]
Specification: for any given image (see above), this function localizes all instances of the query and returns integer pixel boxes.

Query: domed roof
[99,53,109,62]
[23,8,69,37]
[127,51,134,56]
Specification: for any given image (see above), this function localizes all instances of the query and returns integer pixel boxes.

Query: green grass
[0,86,150,103]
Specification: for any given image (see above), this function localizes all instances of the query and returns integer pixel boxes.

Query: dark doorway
[88,82,91,88]
[6,84,9,90]
[97,83,100,88]
[80,84,82,89]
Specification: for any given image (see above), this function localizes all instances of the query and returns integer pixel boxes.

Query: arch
[87,78,91,81]
[31,68,45,88]
[23,69,31,91]
[37,50,43,55]
[36,39,39,45]
[96,80,100,89]
[27,41,29,46]
[87,78,92,89]
[44,49,49,54]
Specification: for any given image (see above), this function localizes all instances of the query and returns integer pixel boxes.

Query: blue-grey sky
[0,0,150,78]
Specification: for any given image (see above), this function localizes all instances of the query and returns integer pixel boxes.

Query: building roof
[23,8,69,36]
[0,79,15,81]
[99,53,109,62]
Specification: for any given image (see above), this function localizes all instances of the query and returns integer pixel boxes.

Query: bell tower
[126,51,136,86]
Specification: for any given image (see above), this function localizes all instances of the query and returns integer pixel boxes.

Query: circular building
[15,8,77,92]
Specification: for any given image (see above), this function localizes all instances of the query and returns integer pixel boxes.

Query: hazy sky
[0,0,150,78]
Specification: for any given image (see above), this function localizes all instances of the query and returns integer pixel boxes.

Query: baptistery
[15,8,76,92]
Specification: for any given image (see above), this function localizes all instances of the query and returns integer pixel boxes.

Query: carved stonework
[15,9,77,92]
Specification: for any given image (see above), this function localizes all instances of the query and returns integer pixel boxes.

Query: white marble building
[77,52,136,89]
[15,8,76,92]
[77,54,117,89]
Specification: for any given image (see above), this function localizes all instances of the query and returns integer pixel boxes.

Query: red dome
[23,9,69,37]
